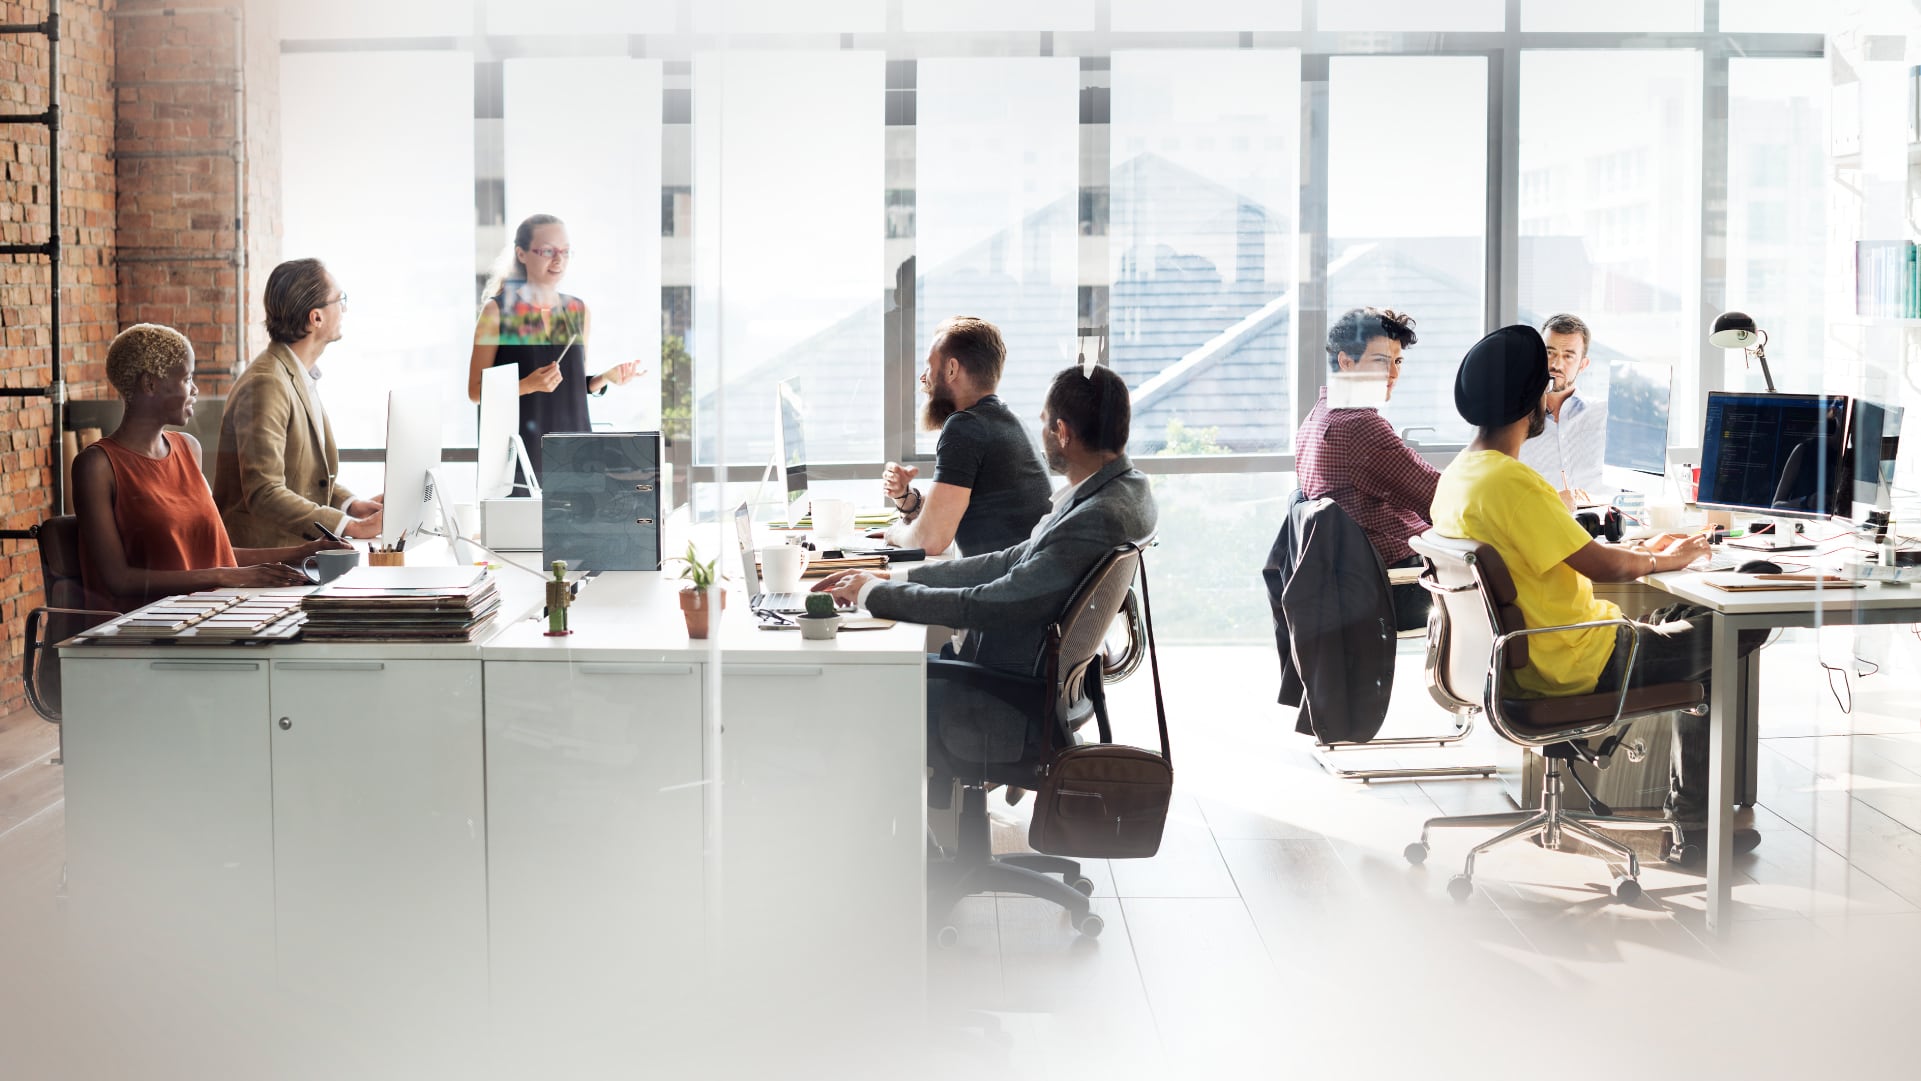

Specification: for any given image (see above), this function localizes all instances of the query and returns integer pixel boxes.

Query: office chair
[1403,532,1702,902]
[22,516,119,765]
[926,542,1154,942]
[1266,493,1494,781]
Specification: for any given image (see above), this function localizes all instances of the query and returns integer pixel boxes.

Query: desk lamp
[1710,311,1777,393]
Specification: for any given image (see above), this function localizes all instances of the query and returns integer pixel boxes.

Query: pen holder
[367,550,405,567]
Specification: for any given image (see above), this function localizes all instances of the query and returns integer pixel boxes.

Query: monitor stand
[507,434,542,497]
[1724,518,1816,553]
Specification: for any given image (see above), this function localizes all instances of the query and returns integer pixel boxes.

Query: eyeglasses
[527,246,572,261]
[321,293,347,309]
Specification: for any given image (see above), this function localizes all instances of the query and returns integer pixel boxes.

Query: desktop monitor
[773,379,809,526]
[382,390,444,547]
[1847,398,1904,515]
[1696,391,1850,521]
[1603,360,1672,475]
[478,363,529,500]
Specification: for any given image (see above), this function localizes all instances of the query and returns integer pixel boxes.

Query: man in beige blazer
[214,258,384,547]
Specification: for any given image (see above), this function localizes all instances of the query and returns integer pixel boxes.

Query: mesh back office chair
[926,543,1153,942]
[1403,532,1704,902]
[23,516,120,765]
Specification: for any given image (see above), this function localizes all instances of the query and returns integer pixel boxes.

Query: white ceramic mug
[811,498,856,547]
[302,548,361,584]
[760,544,811,594]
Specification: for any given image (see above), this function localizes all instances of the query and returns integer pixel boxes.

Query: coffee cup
[303,548,361,584]
[811,498,856,546]
[760,544,811,594]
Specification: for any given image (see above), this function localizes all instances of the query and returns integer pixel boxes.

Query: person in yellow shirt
[1431,324,1762,865]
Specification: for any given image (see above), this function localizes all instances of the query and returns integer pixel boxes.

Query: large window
[502,57,664,435]
[1327,55,1488,446]
[1725,58,1827,394]
[1518,50,1702,449]
[280,51,476,458]
[913,58,1080,455]
[692,51,885,469]
[1318,0,1503,32]
[1109,50,1302,457]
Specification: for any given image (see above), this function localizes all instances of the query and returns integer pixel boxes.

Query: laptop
[735,503,809,614]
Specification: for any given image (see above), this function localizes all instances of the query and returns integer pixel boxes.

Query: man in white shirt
[1517,312,1608,504]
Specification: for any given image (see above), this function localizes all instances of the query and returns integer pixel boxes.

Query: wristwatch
[897,487,923,516]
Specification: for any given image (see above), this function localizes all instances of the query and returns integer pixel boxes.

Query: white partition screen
[281,52,476,451]
[692,51,885,467]
[503,58,664,434]
[914,58,1080,454]
[484,0,678,35]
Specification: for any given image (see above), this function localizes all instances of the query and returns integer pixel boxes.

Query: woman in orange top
[75,323,346,612]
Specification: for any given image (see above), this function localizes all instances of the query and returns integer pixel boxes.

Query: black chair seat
[1500,680,1704,735]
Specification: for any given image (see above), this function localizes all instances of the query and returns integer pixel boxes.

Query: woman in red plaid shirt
[1294,307,1438,631]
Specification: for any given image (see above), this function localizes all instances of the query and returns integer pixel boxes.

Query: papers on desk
[301,566,501,641]
[1702,572,1865,592]
[1838,558,1921,584]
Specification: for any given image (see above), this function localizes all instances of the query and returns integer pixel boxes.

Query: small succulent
[803,591,838,618]
[671,540,718,591]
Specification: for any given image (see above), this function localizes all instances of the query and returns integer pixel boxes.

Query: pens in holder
[367,542,405,567]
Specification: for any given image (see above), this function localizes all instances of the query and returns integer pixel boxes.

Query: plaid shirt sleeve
[1348,410,1440,517]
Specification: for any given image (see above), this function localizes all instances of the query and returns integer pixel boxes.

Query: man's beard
[1525,400,1548,439]
[920,379,958,431]
[1042,428,1067,474]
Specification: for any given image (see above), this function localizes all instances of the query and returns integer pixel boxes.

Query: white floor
[926,631,1921,1080]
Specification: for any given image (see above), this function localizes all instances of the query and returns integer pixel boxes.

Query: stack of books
[1854,239,1920,318]
[301,566,503,643]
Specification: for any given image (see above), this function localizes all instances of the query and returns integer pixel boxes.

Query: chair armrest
[927,657,1050,718]
[24,606,119,722]
[1486,618,1643,738]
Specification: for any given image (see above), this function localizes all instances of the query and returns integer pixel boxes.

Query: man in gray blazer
[815,364,1158,763]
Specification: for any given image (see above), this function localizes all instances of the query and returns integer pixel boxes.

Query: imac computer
[478,363,538,499]
[1847,398,1904,517]
[381,389,445,548]
[1603,360,1672,476]
[1697,391,1850,550]
[771,379,810,526]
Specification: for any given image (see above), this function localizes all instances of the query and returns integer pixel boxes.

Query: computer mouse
[1737,559,1783,575]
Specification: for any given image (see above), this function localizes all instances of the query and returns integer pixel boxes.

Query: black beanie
[1454,325,1550,428]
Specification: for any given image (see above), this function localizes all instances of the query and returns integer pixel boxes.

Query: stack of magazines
[301,566,502,642]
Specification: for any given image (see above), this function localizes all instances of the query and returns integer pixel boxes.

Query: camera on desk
[1574,506,1627,544]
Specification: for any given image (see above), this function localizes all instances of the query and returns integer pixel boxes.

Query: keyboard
[752,592,809,614]
[1700,552,1742,572]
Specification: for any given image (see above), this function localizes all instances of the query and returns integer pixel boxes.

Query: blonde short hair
[106,323,193,399]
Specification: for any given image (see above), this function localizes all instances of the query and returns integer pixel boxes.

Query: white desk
[1644,570,1921,935]
[59,568,930,1069]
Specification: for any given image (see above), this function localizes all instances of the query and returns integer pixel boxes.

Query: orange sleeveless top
[82,431,239,611]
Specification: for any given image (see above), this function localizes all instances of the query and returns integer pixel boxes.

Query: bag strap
[1134,544,1172,768]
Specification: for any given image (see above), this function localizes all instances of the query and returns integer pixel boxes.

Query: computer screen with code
[1697,392,1850,519]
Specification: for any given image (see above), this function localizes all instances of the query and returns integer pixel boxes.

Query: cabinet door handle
[150,660,260,672]
[576,663,695,676]
[278,716,293,731]
[274,660,386,671]
[725,666,824,678]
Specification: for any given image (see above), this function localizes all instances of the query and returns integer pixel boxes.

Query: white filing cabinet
[62,654,277,985]
[717,660,926,1029]
[267,658,488,1006]
[483,658,705,1037]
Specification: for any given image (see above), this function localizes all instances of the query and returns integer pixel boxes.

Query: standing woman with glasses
[466,213,643,480]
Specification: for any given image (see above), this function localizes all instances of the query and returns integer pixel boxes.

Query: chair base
[1406,759,1681,902]
[928,785,1103,940]
[1313,712,1494,782]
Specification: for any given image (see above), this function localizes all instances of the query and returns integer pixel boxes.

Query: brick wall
[0,0,116,716]
[0,0,281,715]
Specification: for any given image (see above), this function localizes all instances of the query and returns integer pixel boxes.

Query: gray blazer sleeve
[864,511,1105,631]
[898,536,1033,589]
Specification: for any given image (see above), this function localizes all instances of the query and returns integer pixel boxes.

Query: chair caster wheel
[1446,875,1473,902]
[1076,912,1104,938]
[1613,876,1642,903]
[935,925,959,948]
[1068,875,1096,896]
[1668,842,1703,867]
[1404,842,1429,865]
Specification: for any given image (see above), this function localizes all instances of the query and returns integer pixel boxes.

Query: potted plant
[672,541,724,639]
[798,591,841,641]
